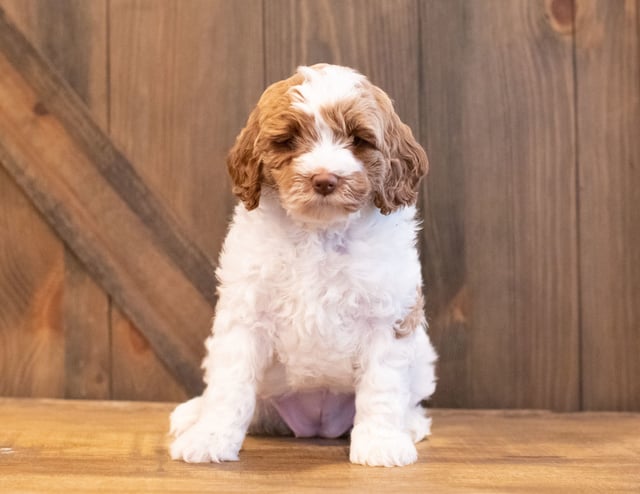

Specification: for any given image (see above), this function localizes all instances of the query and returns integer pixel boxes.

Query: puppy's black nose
[312,172,338,196]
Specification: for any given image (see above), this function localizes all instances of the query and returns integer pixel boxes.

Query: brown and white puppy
[170,64,437,467]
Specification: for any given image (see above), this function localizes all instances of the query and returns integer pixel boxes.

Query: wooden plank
[417,0,470,408]
[63,251,111,399]
[111,312,188,402]
[0,5,216,309]
[108,0,263,400]
[0,0,109,127]
[0,0,66,399]
[1,398,640,492]
[0,6,213,395]
[0,166,65,397]
[576,0,640,410]
[109,0,261,257]
[419,0,579,409]
[264,0,420,130]
[0,0,111,400]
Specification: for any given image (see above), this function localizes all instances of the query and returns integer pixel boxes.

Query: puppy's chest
[261,233,393,375]
[269,238,369,333]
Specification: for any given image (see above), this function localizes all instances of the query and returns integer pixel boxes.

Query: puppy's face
[227,64,428,223]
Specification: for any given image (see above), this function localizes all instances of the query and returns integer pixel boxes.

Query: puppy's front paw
[169,397,203,437]
[349,424,418,467]
[170,421,244,463]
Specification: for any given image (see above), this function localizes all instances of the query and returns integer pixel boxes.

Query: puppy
[169,64,437,467]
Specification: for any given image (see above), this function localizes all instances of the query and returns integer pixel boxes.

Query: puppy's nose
[312,172,338,196]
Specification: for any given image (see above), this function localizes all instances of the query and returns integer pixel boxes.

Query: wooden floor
[0,399,638,493]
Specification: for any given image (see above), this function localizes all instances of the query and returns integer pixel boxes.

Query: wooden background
[0,0,637,411]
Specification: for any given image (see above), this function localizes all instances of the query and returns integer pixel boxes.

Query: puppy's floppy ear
[372,89,429,215]
[227,107,262,210]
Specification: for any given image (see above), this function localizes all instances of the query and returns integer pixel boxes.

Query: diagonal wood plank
[0,3,66,399]
[0,6,214,395]
[0,7,216,310]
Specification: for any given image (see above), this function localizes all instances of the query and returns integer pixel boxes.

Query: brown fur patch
[368,84,429,215]
[226,73,307,210]
[394,286,426,337]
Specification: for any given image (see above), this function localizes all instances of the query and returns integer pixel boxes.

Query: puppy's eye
[352,135,374,149]
[274,136,295,149]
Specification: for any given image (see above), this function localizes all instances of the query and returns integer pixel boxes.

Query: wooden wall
[0,0,638,411]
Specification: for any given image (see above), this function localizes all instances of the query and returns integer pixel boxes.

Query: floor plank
[1,399,638,493]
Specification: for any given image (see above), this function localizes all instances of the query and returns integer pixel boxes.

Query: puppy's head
[227,64,428,222]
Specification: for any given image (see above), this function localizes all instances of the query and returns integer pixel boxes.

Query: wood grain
[108,0,263,400]
[0,165,64,397]
[0,6,213,395]
[420,0,580,410]
[0,0,638,411]
[63,251,111,399]
[264,0,420,130]
[418,0,470,408]
[1,398,639,493]
[0,0,112,400]
[576,0,640,410]
[109,0,261,258]
[111,311,187,402]
[0,3,217,309]
[0,0,70,399]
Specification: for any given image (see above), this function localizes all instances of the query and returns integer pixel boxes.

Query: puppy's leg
[170,319,270,463]
[350,331,421,467]
[406,328,437,443]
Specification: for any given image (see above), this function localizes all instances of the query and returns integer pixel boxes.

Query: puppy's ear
[227,107,262,210]
[372,90,429,215]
